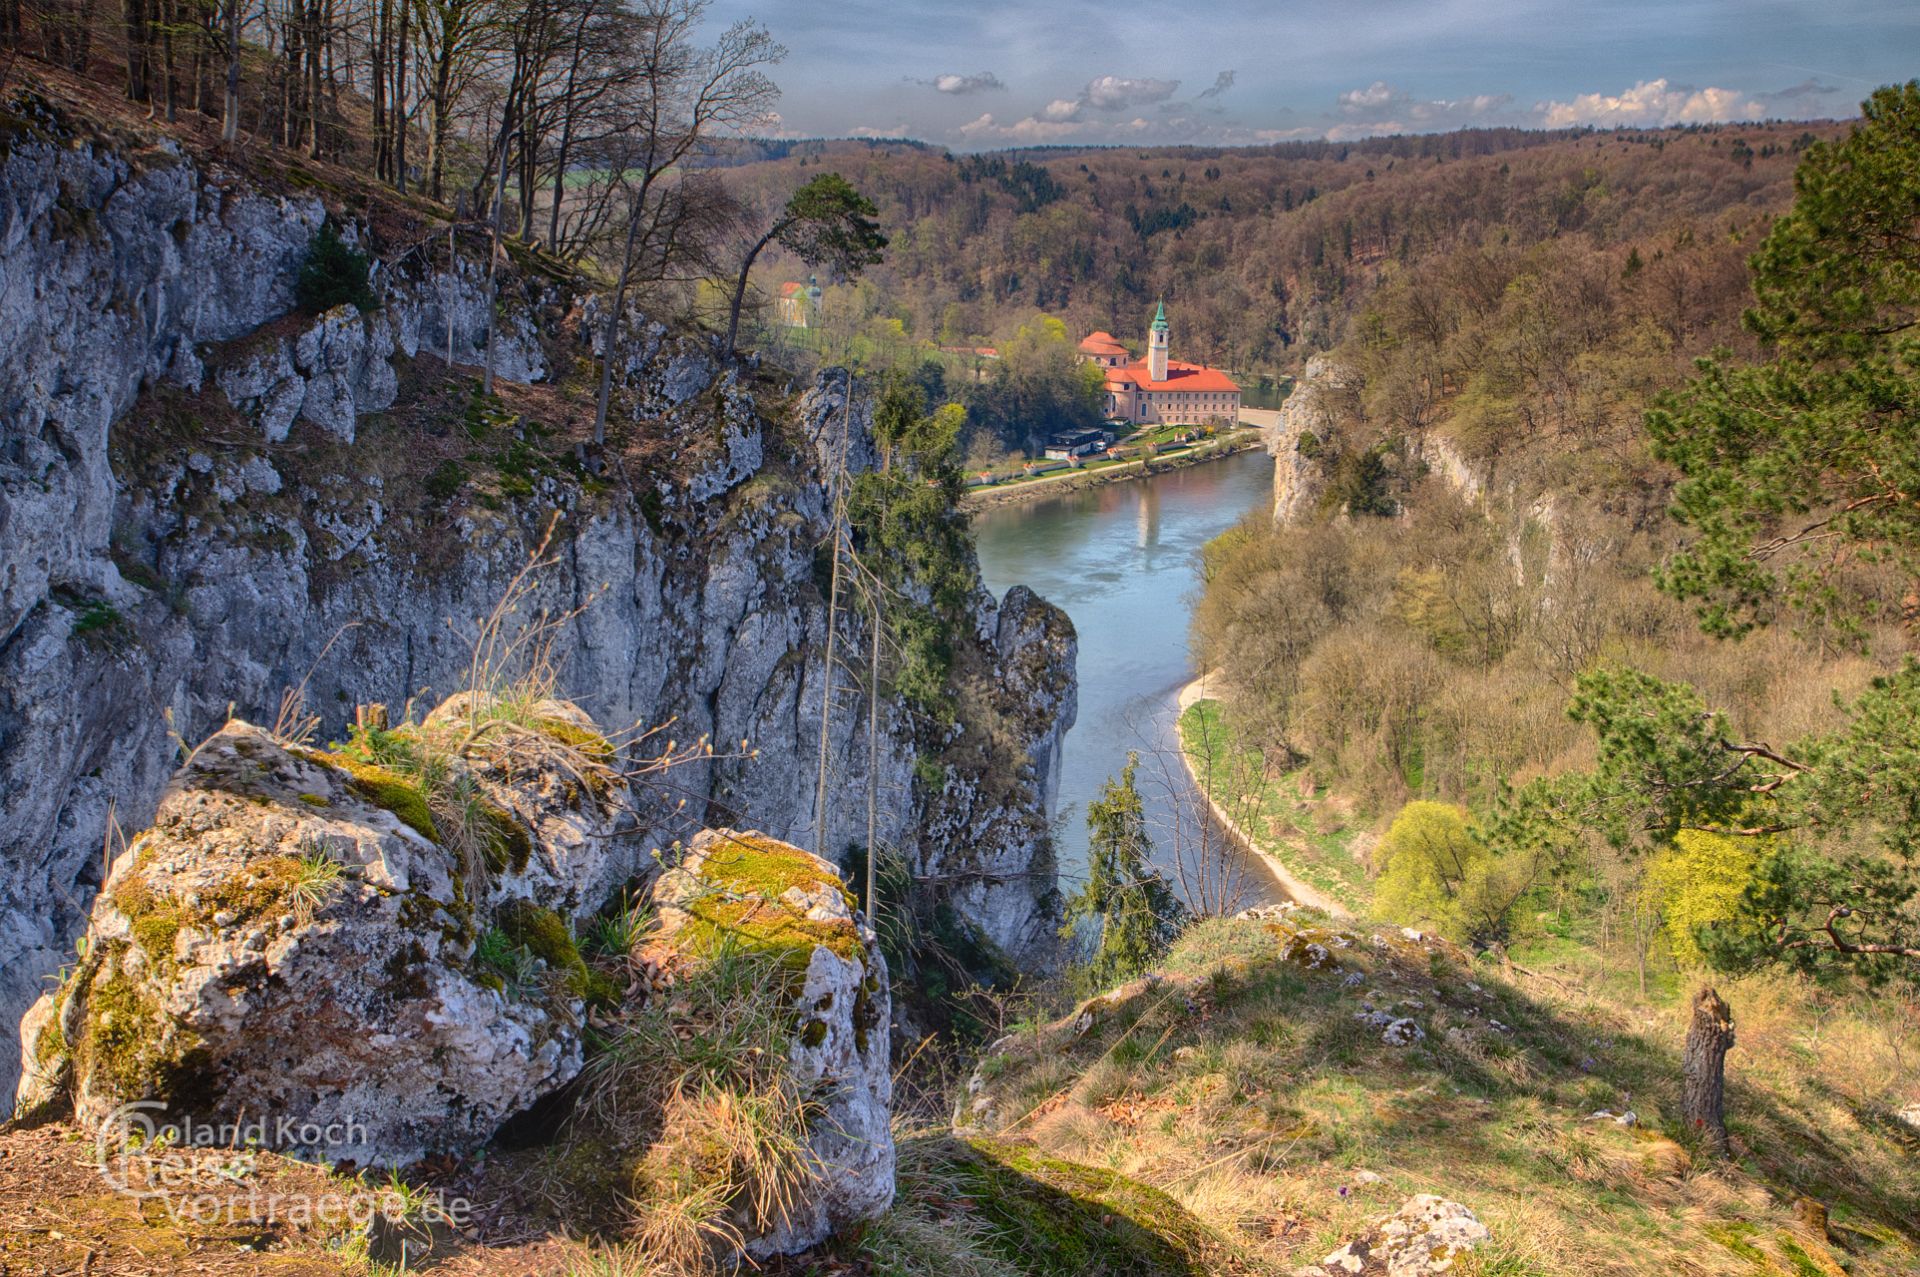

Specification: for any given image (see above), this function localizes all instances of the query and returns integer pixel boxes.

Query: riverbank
[1174,674,1355,917]
[963,426,1266,510]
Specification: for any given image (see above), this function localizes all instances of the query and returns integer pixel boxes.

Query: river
[971,447,1282,909]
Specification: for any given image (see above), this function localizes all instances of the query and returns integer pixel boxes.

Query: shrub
[296,222,376,314]
[1375,799,1542,946]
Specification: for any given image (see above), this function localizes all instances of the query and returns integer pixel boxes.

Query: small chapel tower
[1148,298,1170,382]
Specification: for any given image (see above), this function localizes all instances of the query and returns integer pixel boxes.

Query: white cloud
[1327,81,1515,138]
[1339,81,1397,110]
[1014,73,1181,131]
[1538,78,1767,127]
[1082,74,1181,111]
[927,71,1006,95]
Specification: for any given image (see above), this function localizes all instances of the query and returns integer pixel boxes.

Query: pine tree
[1064,754,1180,990]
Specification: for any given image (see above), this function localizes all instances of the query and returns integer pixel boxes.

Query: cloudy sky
[707,0,1916,148]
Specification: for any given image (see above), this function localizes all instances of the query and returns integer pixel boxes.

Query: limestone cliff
[0,96,1073,1101]
[1265,353,1351,523]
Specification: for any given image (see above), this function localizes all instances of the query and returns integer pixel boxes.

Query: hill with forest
[3,0,1918,1272]
[720,119,1841,384]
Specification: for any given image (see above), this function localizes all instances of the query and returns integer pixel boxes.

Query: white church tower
[1148,298,1170,382]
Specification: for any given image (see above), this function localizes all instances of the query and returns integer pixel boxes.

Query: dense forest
[1189,85,1920,1006]
[725,119,1839,381]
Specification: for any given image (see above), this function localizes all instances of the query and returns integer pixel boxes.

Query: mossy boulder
[650,828,895,1257]
[14,708,640,1165]
[423,693,639,916]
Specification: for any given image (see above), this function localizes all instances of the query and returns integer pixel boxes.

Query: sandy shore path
[1175,673,1351,917]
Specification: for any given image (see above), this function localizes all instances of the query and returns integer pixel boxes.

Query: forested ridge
[723,118,1839,377]
[1191,85,1920,1004]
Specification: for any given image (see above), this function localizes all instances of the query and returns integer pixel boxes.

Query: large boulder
[16,699,635,1166]
[651,828,895,1257]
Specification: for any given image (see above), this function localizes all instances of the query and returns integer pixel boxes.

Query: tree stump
[1683,986,1735,1156]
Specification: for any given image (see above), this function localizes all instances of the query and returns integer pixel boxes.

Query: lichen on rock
[16,698,641,1166]
[648,827,896,1257]
[1296,1194,1491,1276]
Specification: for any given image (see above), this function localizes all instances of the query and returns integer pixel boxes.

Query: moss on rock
[697,832,857,911]
[303,747,439,843]
[660,831,867,970]
[526,715,617,766]
[675,895,863,968]
[920,1136,1235,1276]
[479,800,533,875]
[72,948,205,1103]
[112,875,186,973]
[496,900,618,1005]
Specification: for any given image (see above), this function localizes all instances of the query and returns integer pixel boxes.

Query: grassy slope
[956,913,1920,1277]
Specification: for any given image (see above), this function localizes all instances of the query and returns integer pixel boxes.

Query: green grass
[1178,698,1374,913]
[963,912,1920,1277]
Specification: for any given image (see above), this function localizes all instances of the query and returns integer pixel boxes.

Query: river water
[971,448,1282,908]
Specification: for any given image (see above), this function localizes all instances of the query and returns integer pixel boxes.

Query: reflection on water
[971,450,1281,906]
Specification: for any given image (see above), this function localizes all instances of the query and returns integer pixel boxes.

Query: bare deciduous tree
[588,0,782,446]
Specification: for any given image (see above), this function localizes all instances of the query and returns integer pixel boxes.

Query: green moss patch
[72,950,204,1103]
[926,1136,1235,1276]
[309,750,439,843]
[200,855,308,925]
[696,833,856,912]
[527,716,617,767]
[675,895,863,968]
[111,876,186,973]
[496,901,618,1005]
[479,801,534,875]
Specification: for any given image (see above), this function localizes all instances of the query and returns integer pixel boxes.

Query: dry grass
[962,914,1920,1277]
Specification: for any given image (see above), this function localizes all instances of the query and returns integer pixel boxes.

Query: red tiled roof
[779,282,807,297]
[1078,331,1130,357]
[1106,359,1240,393]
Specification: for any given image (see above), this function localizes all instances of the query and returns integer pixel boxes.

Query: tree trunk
[371,0,387,181]
[1682,985,1735,1157]
[221,0,241,142]
[545,9,589,251]
[591,170,654,445]
[124,0,150,103]
[158,0,176,122]
[813,392,849,859]
[865,591,881,923]
[305,0,323,159]
[427,52,453,200]
[724,222,787,358]
[391,1,407,192]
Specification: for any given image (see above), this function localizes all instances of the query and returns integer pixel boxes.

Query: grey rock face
[651,828,895,1257]
[24,711,626,1164]
[1267,354,1352,524]
[0,123,1074,1102]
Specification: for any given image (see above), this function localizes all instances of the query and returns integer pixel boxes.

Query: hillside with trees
[1176,92,1920,1263]
[720,119,1839,382]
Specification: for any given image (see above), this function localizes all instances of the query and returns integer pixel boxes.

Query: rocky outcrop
[0,103,1074,1100]
[21,724,900,1253]
[20,703,631,1163]
[1293,1194,1491,1276]
[651,828,894,1256]
[1267,354,1353,523]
